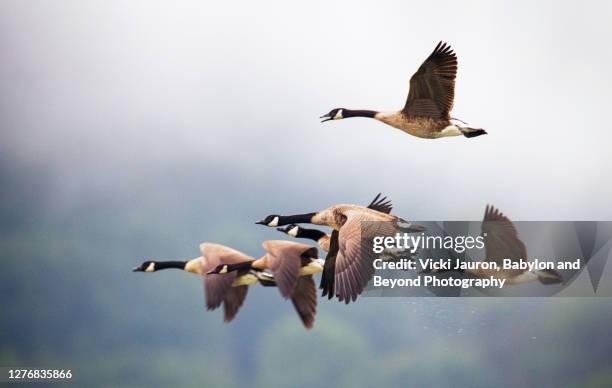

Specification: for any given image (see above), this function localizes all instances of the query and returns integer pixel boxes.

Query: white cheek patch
[268,216,279,227]
[220,266,228,274]
[145,262,155,272]
[288,226,299,237]
[334,109,344,119]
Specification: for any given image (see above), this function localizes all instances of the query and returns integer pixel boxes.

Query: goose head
[276,224,302,237]
[256,214,282,227]
[320,108,344,122]
[132,261,157,272]
[207,264,230,275]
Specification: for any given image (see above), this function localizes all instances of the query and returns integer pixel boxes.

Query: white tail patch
[439,121,464,138]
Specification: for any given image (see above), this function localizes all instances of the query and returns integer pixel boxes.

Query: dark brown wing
[199,243,253,311]
[222,285,248,322]
[204,273,237,310]
[482,205,527,276]
[366,193,393,214]
[335,216,397,304]
[403,41,457,119]
[262,240,318,299]
[290,275,317,329]
[320,229,340,299]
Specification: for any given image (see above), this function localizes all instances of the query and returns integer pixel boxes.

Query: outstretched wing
[290,275,317,329]
[482,205,527,277]
[403,41,457,119]
[366,193,393,214]
[222,285,249,322]
[334,216,398,304]
[262,240,318,299]
[199,243,253,311]
[320,229,340,299]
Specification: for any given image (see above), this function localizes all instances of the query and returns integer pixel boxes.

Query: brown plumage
[207,240,321,329]
[199,243,253,321]
[403,41,457,119]
[426,205,563,285]
[321,41,487,139]
[290,276,318,329]
[275,193,396,300]
[134,242,319,328]
[255,240,319,299]
[478,206,561,285]
[258,203,424,304]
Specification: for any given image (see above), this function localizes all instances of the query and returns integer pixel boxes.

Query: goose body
[207,240,321,328]
[133,242,317,328]
[426,206,563,286]
[212,240,322,299]
[257,196,424,303]
[321,42,487,139]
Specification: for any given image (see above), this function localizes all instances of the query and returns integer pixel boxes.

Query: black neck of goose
[298,228,327,242]
[343,109,377,118]
[226,261,254,272]
[156,261,188,270]
[279,213,317,226]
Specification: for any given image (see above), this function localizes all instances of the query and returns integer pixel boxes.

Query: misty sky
[1,0,611,220]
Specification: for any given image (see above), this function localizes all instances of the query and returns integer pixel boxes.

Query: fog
[1,1,612,386]
[2,0,611,219]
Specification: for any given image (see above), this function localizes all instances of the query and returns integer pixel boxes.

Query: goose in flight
[320,41,487,139]
[425,205,563,285]
[207,240,320,328]
[133,243,317,328]
[256,201,425,303]
[273,193,396,300]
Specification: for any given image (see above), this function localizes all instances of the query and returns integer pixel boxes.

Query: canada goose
[208,241,322,298]
[320,41,486,139]
[425,205,563,285]
[133,243,258,322]
[276,193,394,252]
[275,193,396,300]
[133,243,318,328]
[256,202,425,303]
[207,240,320,328]
[277,223,412,298]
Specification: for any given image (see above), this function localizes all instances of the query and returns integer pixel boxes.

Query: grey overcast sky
[1,0,611,219]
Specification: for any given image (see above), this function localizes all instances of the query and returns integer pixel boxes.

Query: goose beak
[320,114,332,123]
[255,220,266,225]
[132,266,142,272]
[276,227,285,233]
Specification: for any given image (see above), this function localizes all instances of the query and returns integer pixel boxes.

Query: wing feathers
[403,41,458,119]
[290,276,317,329]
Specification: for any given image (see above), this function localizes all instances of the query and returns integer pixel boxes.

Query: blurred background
[1,0,612,386]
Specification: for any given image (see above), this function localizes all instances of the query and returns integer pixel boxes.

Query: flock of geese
[133,42,559,329]
[134,194,563,329]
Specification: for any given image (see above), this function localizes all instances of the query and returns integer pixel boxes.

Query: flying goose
[208,241,322,297]
[133,243,317,328]
[256,202,425,303]
[274,193,396,300]
[133,243,257,322]
[207,240,320,328]
[425,205,563,285]
[320,41,486,139]
[276,223,412,300]
[276,193,394,252]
